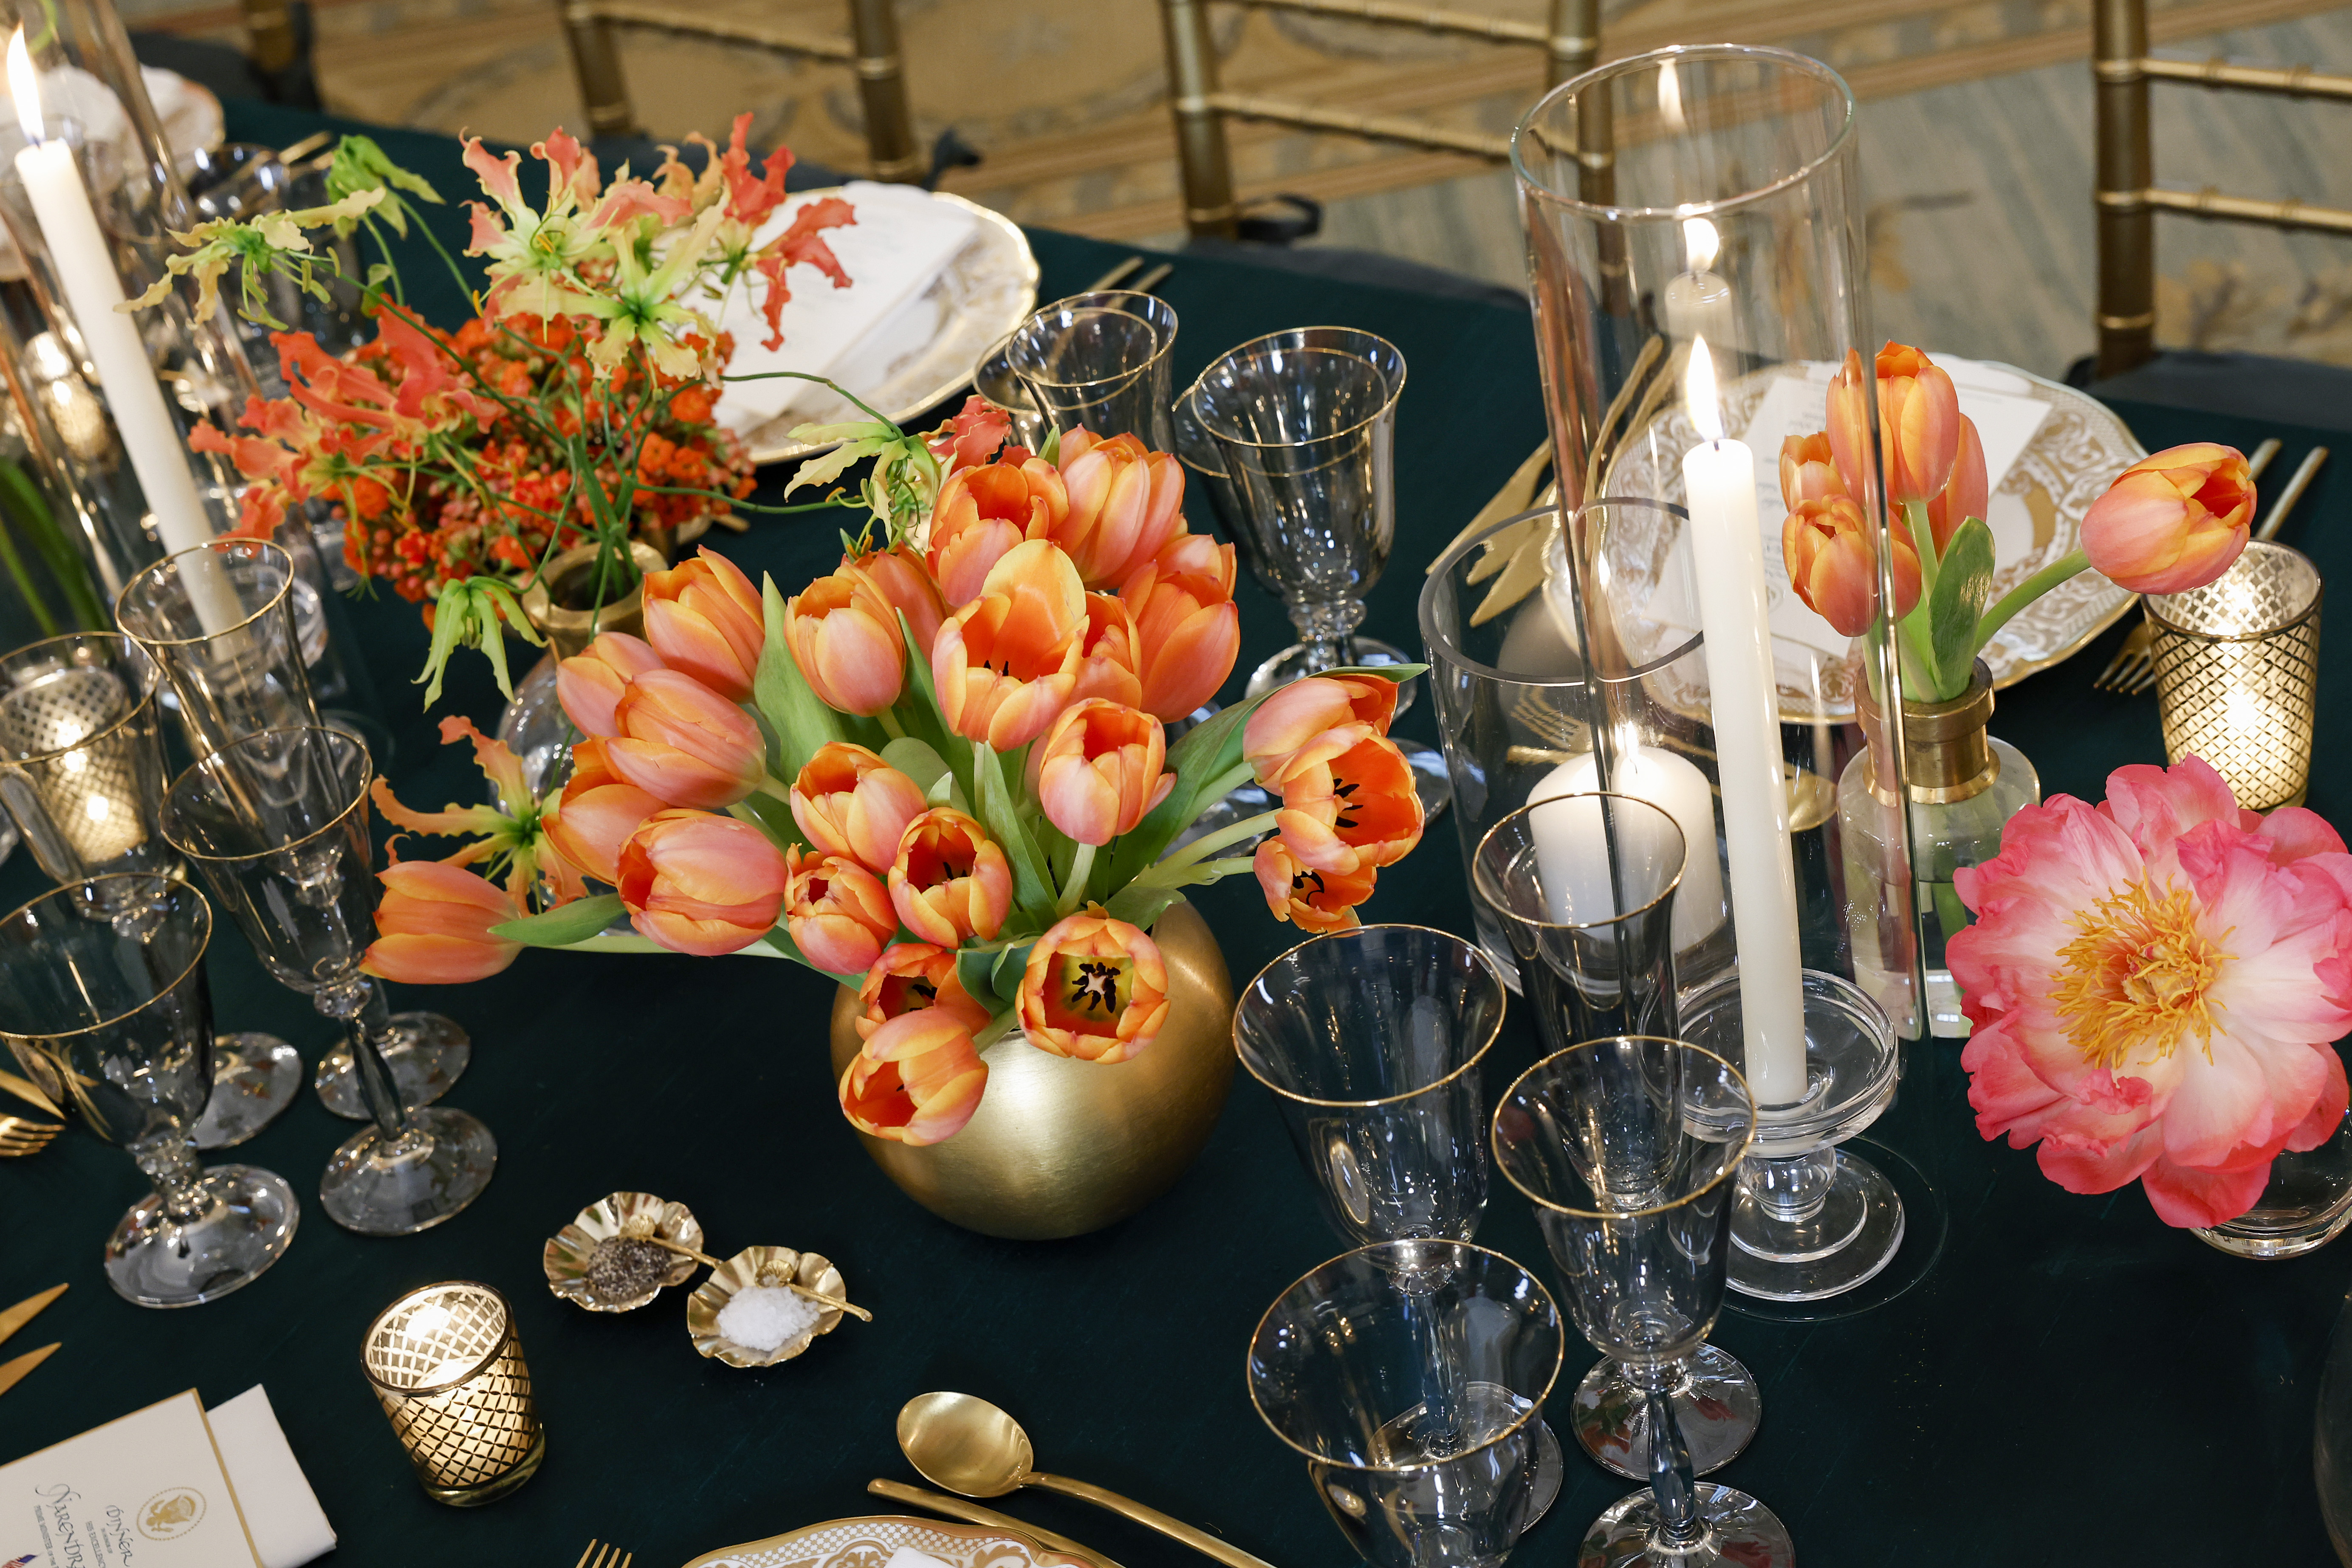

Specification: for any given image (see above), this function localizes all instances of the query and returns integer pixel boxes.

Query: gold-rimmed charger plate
[686,1513,1097,1568]
[720,187,1039,468]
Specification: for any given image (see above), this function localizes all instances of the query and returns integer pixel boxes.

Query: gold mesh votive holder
[362,1281,546,1506]
[2146,541,2323,811]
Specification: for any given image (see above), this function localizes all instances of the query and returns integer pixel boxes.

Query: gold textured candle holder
[362,1281,546,1506]
[2146,541,2322,811]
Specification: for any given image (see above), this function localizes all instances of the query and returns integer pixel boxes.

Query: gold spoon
[636,1231,873,1322]
[897,1392,1278,1568]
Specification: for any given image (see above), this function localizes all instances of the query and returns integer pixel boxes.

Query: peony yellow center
[2050,878,2230,1072]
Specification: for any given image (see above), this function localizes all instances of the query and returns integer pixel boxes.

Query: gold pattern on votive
[361,1281,545,1506]
[2146,541,2322,811]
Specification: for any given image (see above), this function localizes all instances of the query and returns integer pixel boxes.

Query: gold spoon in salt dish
[897,1392,1279,1568]
[641,1233,872,1321]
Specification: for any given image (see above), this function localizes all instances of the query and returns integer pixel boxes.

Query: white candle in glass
[1531,748,1727,949]
[1660,217,1736,350]
[1680,336,1807,1106]
[5,31,233,632]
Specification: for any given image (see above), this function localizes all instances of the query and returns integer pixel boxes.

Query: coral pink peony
[1948,757,2352,1229]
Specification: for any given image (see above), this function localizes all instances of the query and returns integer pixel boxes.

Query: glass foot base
[191,1033,302,1150]
[2194,1109,2352,1258]
[1522,1417,1563,1530]
[1581,1482,1794,1568]
[106,1165,299,1308]
[1725,1137,1948,1325]
[1246,636,1418,716]
[1571,1344,1760,1480]
[316,1012,470,1119]
[1729,1146,1905,1302]
[319,1106,497,1236]
[1398,738,1451,823]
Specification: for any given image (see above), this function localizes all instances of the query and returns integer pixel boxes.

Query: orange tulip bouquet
[359,397,1428,1145]
[1780,340,2256,700]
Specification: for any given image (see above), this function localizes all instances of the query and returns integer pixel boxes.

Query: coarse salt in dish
[717,1283,822,1352]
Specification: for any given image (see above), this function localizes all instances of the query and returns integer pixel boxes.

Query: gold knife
[867,1480,1129,1568]
[0,1342,58,1398]
[0,1067,61,1118]
[0,1283,63,1350]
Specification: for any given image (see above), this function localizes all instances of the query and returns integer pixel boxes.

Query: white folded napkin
[207,1385,336,1568]
[717,181,980,432]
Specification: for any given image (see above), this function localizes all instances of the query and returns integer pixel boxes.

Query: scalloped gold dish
[543,1190,704,1312]
[686,1246,848,1367]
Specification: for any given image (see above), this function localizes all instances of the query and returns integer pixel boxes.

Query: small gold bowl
[544,1191,704,1312]
[686,1246,846,1367]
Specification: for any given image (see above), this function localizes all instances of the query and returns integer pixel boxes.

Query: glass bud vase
[1839,658,2039,1040]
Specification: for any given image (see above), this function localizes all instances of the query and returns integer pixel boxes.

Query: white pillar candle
[6,31,234,633]
[1531,749,1727,950]
[1660,218,1736,350]
[1680,336,1807,1106]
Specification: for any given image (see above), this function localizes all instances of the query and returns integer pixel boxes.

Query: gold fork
[0,1116,61,1157]
[576,1541,632,1568]
[2092,437,2284,693]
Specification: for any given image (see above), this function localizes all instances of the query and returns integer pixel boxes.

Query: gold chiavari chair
[2094,0,2352,376]
[1157,0,1600,239]
[554,0,924,183]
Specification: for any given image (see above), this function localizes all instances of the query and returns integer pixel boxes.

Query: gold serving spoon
[898,1392,1277,1568]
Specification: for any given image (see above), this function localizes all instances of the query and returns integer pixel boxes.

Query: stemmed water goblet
[160,724,497,1235]
[0,873,299,1306]
[1005,290,1178,450]
[118,537,471,1125]
[1246,1240,1564,1568]
[1492,1038,1789,1568]
[1471,794,1764,1481]
[0,627,300,1150]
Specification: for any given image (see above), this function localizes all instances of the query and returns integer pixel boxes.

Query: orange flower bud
[1032,698,1174,846]
[1874,342,1961,507]
[1242,672,1398,787]
[784,844,899,975]
[1926,413,1988,557]
[888,807,1012,946]
[607,667,767,809]
[856,940,994,1042]
[1016,908,1169,1063]
[1253,836,1375,933]
[929,453,1069,607]
[556,630,664,738]
[847,543,948,660]
[1782,494,1920,637]
[543,737,662,884]
[839,1008,988,1145]
[785,565,905,715]
[1779,432,1845,512]
[1266,733,1423,874]
[1051,430,1186,589]
[790,741,929,875]
[931,540,1086,750]
[362,859,522,984]
[643,546,764,701]
[616,808,789,956]
[1825,348,1875,503]
[1121,532,1240,721]
[2081,442,2255,595]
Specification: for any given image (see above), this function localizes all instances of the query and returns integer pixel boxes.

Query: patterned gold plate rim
[685,1512,1096,1568]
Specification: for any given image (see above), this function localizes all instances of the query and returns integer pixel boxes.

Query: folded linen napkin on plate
[208,1385,336,1568]
[717,181,980,435]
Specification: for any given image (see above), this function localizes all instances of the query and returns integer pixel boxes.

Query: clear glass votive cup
[0,630,177,885]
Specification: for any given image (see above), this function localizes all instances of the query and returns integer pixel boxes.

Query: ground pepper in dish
[584,1235,674,1301]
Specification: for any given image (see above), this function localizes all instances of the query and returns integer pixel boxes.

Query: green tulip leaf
[1927,517,1996,699]
[491,893,626,948]
[755,575,847,780]
[973,741,1059,930]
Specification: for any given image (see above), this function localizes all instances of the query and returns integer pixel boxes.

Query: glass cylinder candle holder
[0,628,174,883]
[362,1281,545,1506]
[2145,540,2321,811]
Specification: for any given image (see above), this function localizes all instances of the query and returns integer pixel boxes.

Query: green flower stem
[0,511,55,637]
[755,770,794,802]
[973,1008,1019,1051]
[878,710,907,742]
[1136,808,1281,887]
[1974,549,2091,655]
[1056,842,1098,918]
[1905,498,1941,599]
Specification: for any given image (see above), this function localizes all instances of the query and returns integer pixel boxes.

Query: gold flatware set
[0,1065,62,1157]
[0,1283,65,1399]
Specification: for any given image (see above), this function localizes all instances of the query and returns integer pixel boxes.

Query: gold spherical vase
[827,900,1236,1240]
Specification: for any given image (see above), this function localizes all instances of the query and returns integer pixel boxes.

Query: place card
[1,1389,260,1568]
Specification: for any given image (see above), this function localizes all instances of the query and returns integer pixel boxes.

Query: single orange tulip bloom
[931,540,1087,750]
[1243,672,1399,786]
[790,741,929,875]
[1268,733,1424,874]
[616,808,789,956]
[785,565,905,715]
[362,859,523,984]
[930,453,1068,607]
[1254,836,1375,933]
[607,667,767,809]
[1779,432,1846,512]
[839,1008,988,1145]
[1926,412,1988,557]
[1825,348,1876,503]
[847,543,947,660]
[1032,698,1175,846]
[1783,493,1921,636]
[889,807,1013,946]
[1070,592,1145,710]
[2081,442,2255,595]
[784,844,899,976]
[1874,342,1962,507]
[556,630,664,738]
[856,940,994,1041]
[544,737,663,884]
[1016,908,1169,1063]
[643,546,764,701]
[1052,430,1186,590]
[1121,532,1240,721]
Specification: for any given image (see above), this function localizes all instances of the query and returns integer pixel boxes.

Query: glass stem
[134,1136,210,1223]
[1635,1365,1705,1551]
[1406,1279,1467,1457]
[1288,600,1364,676]
[320,976,411,1141]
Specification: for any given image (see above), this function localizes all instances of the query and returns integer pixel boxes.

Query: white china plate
[688,1513,1095,1568]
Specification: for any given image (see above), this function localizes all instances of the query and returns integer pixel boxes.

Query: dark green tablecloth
[3,106,2349,1568]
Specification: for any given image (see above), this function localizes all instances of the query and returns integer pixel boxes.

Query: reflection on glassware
[1493,1037,1789,1568]
[161,725,497,1235]
[0,630,175,880]
[362,1280,546,1505]
[0,873,298,1306]
[974,329,1048,453]
[2194,1107,2352,1259]
[1006,290,1177,451]
[1247,1240,1563,1568]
